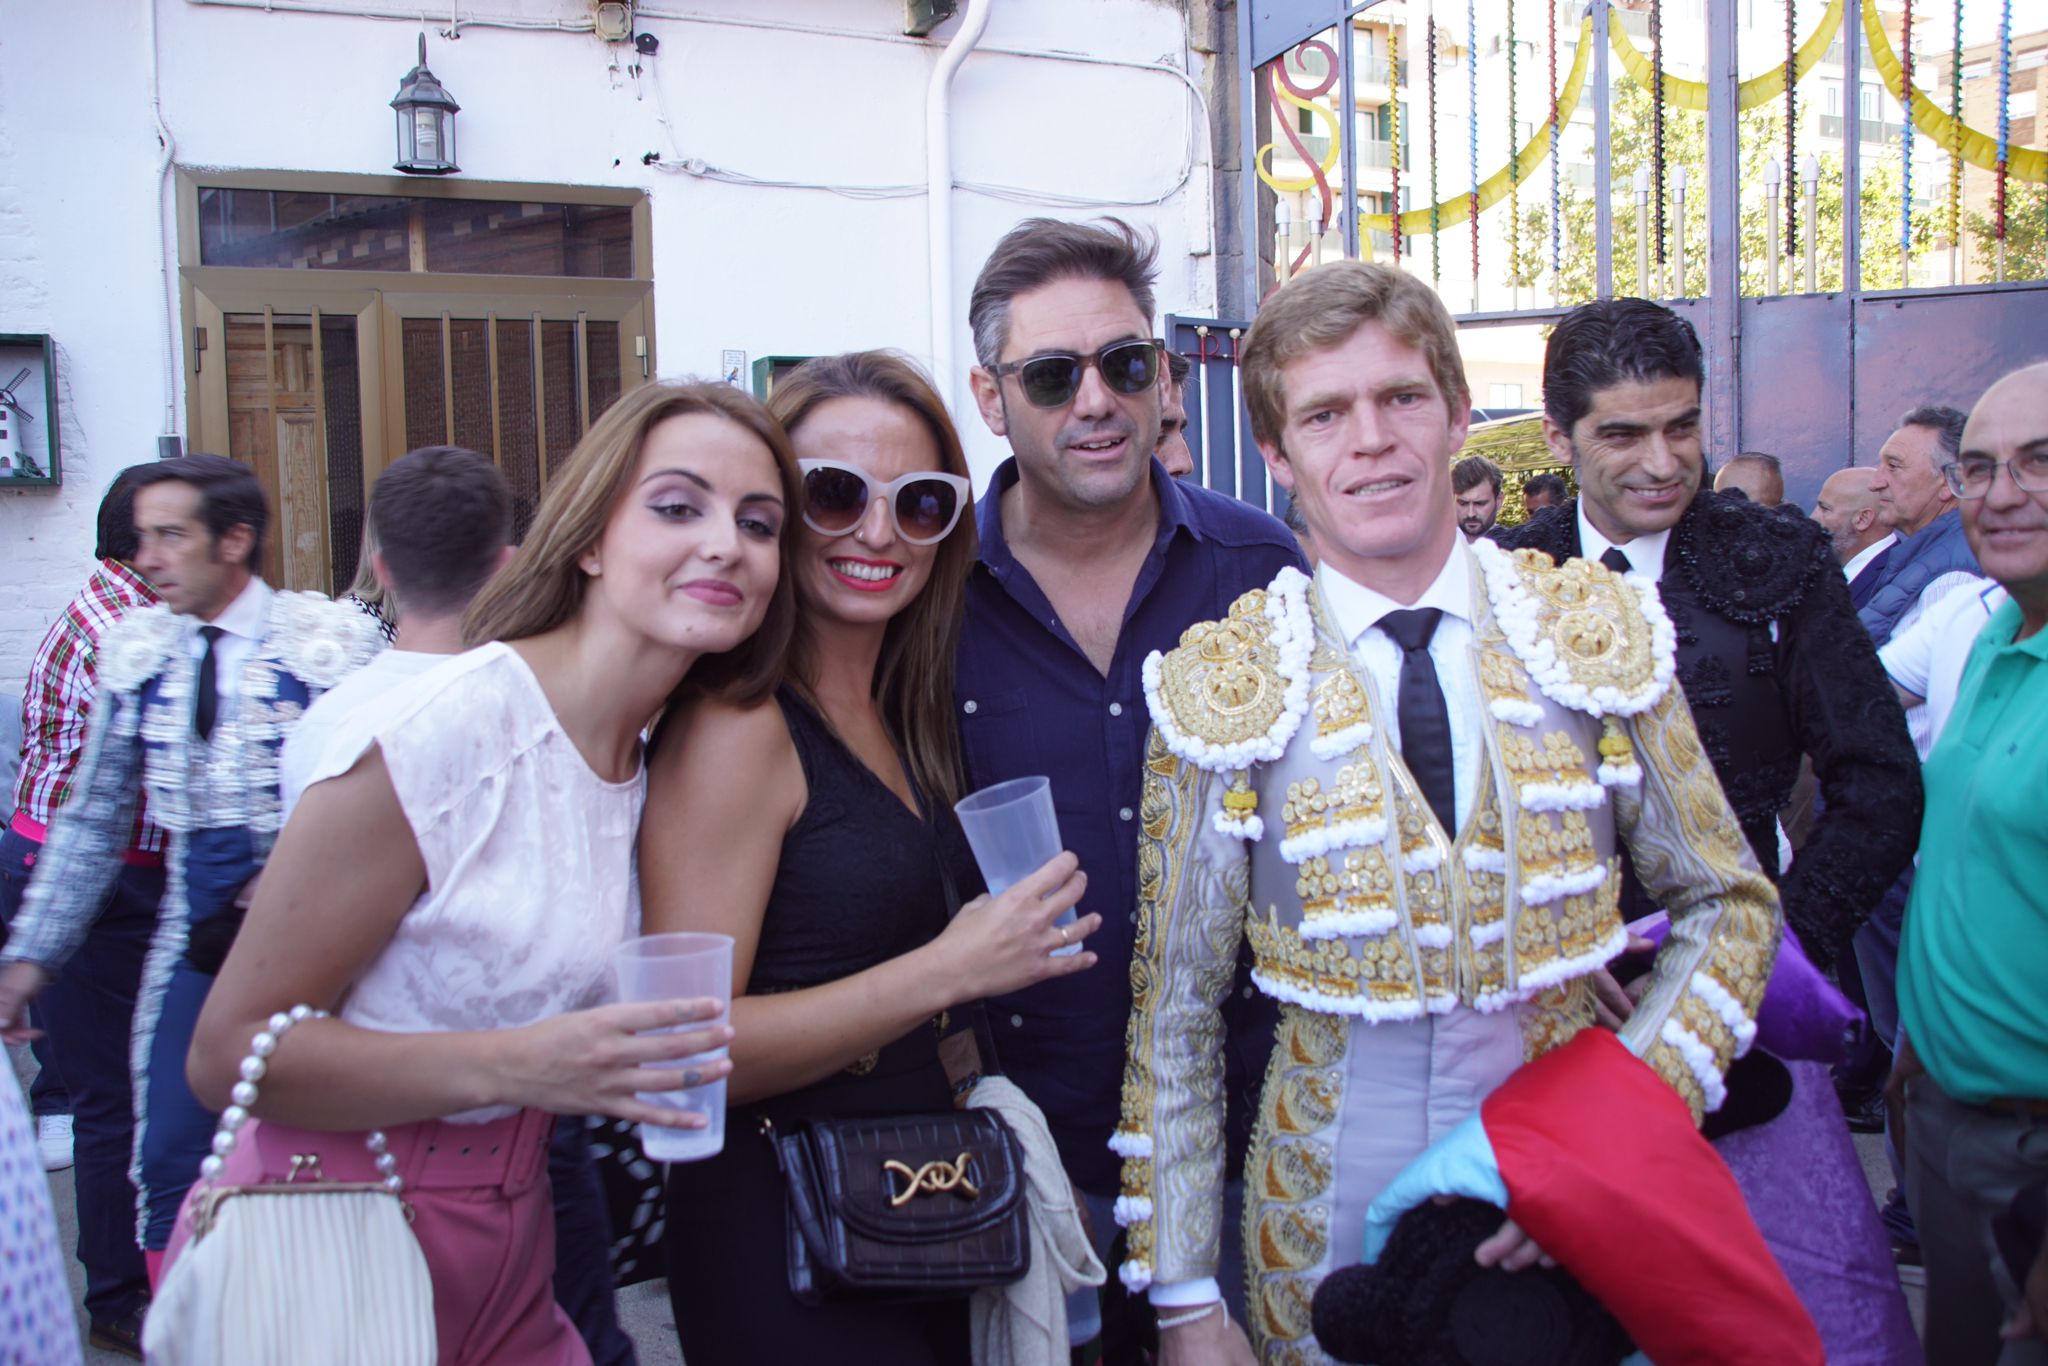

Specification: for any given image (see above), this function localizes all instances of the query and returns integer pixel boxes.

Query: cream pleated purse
[143,1006,438,1365]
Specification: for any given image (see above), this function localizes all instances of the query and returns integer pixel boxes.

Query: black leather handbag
[768,1109,1031,1304]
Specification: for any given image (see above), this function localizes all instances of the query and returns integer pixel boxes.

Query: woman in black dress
[642,352,1099,1365]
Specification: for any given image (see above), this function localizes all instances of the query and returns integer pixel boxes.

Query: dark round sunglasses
[798,460,972,546]
[990,338,1164,410]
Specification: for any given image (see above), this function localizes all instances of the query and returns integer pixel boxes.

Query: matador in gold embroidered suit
[1113,539,1783,1364]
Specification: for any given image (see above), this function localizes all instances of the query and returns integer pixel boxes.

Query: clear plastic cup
[954,776,1081,956]
[612,932,733,1162]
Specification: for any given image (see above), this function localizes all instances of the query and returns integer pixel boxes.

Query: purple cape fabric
[1713,1061,1922,1365]
[1630,916,1863,1064]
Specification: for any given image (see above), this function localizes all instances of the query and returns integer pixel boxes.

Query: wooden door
[382,298,647,540]
[226,315,328,590]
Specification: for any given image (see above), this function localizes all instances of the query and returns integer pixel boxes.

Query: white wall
[0,0,1208,679]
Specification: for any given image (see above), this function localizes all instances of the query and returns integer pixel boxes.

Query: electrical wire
[189,0,1210,213]
[638,39,1201,210]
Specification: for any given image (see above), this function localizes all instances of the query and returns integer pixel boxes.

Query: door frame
[175,169,655,589]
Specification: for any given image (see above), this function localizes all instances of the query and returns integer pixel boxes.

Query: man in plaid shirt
[0,466,163,1357]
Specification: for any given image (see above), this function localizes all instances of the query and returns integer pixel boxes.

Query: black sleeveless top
[746,686,984,995]
[665,686,979,1366]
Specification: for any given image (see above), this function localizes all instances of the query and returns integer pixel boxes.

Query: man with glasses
[959,217,1302,1350]
[1893,361,2048,1365]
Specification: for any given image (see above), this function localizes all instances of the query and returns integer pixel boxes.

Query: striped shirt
[11,559,165,852]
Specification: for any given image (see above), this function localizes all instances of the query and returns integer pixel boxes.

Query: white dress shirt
[1880,579,2007,760]
[1318,539,1485,833]
[183,577,273,712]
[1841,532,1897,584]
[1576,504,1671,585]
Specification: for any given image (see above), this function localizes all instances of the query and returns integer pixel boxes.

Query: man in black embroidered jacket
[1496,298,1920,976]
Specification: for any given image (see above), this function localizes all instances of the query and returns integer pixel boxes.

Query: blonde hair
[769,352,977,807]
[346,522,392,620]
[1241,260,1470,451]
[463,381,800,706]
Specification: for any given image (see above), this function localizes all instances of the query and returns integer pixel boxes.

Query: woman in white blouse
[178,381,801,1365]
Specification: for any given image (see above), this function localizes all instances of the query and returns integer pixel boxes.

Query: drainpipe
[148,0,182,453]
[927,0,992,420]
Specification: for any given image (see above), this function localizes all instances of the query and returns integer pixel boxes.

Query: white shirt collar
[1841,532,1897,582]
[191,576,273,642]
[1318,536,1474,648]
[1576,503,1671,585]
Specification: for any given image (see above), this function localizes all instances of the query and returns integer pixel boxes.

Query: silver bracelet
[1156,1301,1224,1332]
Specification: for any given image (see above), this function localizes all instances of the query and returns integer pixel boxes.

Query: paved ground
[15,1042,1917,1362]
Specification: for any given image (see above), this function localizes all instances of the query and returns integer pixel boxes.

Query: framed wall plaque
[0,334,60,487]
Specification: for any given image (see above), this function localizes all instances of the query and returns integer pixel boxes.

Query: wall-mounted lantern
[392,34,460,175]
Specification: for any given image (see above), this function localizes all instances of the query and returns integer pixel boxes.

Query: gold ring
[1056,925,1070,946]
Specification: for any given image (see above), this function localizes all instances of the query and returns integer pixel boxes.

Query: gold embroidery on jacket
[1310,668,1370,743]
[1154,592,1288,748]
[1244,1006,1348,1357]
[1522,979,1597,1061]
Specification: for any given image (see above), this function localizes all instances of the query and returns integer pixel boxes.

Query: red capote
[1481,1029,1824,1366]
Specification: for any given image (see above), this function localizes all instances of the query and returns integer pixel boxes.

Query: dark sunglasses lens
[1017,355,1083,408]
[894,480,960,541]
[803,466,870,531]
[1101,341,1159,395]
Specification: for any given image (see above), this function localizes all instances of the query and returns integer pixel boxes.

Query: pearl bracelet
[1156,1301,1226,1332]
[197,1005,403,1196]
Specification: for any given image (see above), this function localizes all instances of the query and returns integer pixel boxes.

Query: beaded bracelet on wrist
[198,1004,404,1196]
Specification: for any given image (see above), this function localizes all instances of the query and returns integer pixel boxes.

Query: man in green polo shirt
[1896,360,2048,1365]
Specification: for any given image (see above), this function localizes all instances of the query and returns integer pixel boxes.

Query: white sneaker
[37,1114,73,1171]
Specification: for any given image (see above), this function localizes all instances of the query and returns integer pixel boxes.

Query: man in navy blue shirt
[957,217,1303,1344]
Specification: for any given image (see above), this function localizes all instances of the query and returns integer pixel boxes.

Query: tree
[1964,181,2048,282]
[1506,78,1934,303]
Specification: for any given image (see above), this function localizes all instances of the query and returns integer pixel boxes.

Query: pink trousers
[162,1107,589,1366]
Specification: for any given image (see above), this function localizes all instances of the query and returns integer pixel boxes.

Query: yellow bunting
[1607,0,1844,113]
[1358,14,1596,234]
[1859,0,2046,183]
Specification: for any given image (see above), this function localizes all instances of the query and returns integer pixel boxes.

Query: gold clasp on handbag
[285,1153,326,1184]
[882,1153,979,1207]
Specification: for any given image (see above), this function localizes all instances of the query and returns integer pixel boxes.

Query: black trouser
[550,1114,637,1366]
[0,825,159,1324]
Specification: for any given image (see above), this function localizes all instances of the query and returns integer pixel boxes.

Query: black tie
[194,626,224,741]
[1600,546,1633,574]
[1380,608,1456,833]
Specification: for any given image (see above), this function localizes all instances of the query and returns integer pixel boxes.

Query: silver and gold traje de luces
[1113,541,1781,1328]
